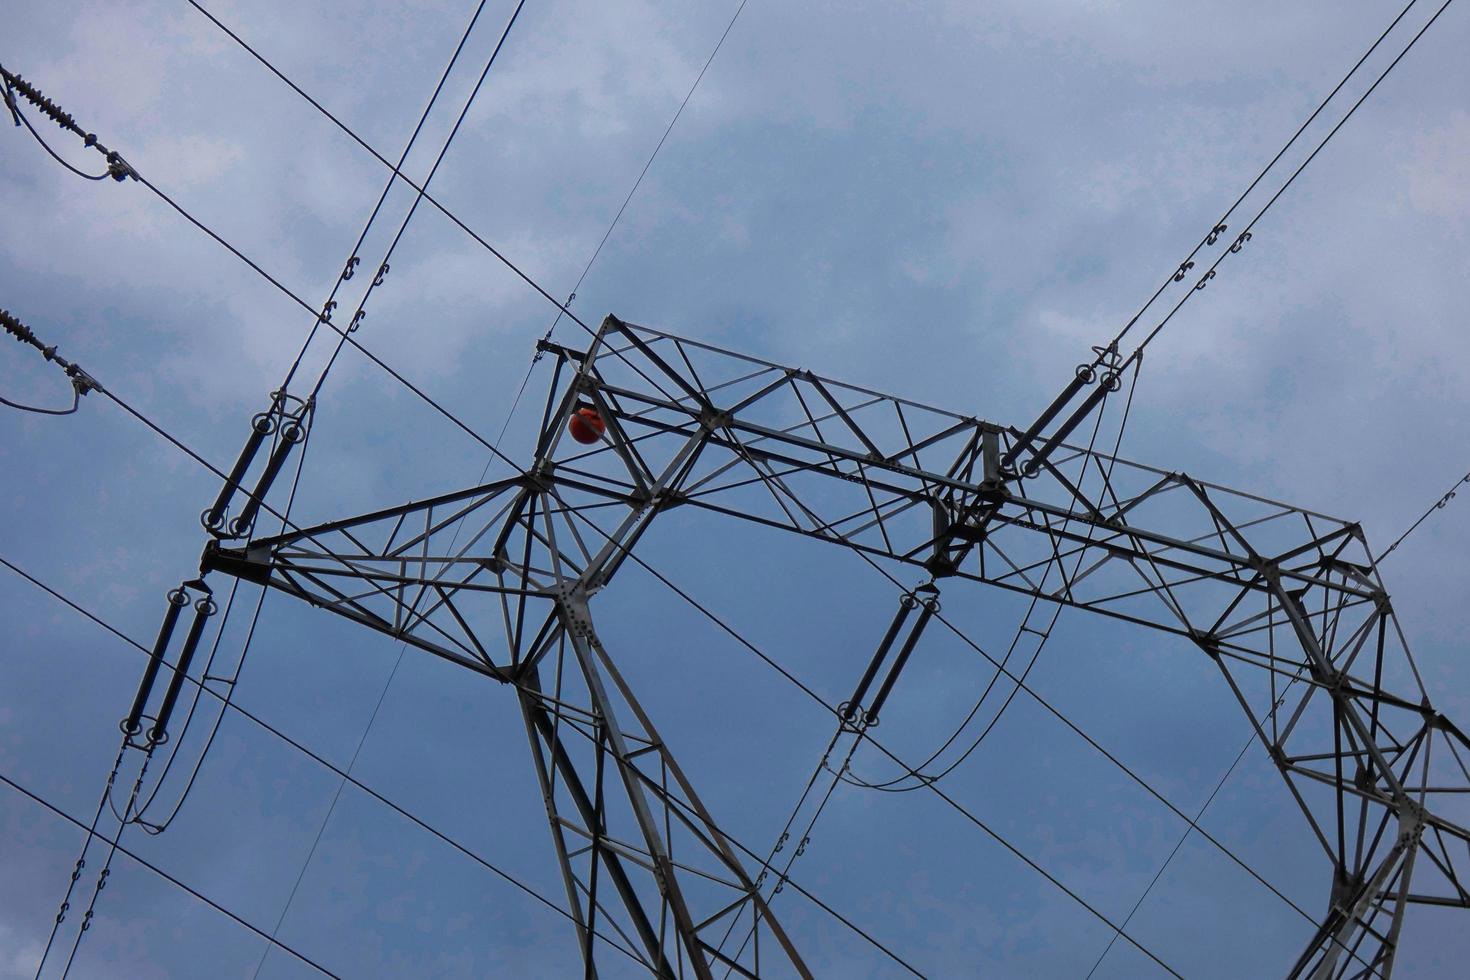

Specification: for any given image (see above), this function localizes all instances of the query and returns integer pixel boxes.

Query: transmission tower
[155,314,1466,977]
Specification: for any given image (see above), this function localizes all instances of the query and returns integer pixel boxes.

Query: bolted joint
[557,587,597,638]
[698,406,732,432]
[527,458,557,488]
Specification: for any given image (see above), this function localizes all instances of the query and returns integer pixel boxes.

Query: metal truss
[194,315,1469,977]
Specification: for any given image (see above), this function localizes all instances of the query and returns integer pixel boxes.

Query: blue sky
[3,0,1470,976]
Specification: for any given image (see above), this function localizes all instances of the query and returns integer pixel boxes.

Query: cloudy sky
[3,0,1469,976]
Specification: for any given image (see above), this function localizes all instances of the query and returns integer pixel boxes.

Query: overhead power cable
[254,6,529,973]
[1104,0,1425,356]
[583,516,1380,976]
[1380,467,1470,560]
[182,0,596,339]
[1126,0,1456,361]
[305,0,528,399]
[134,0,522,842]
[714,369,1134,972]
[276,0,499,393]
[538,0,752,348]
[847,357,1144,796]
[0,553,649,972]
[0,64,135,181]
[0,768,340,978]
[1011,0,1454,476]
[561,511,1185,978]
[0,63,520,468]
[0,551,914,976]
[1083,670,1307,979]
[502,0,758,461]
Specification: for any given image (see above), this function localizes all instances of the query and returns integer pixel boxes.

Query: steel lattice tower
[123,314,1464,978]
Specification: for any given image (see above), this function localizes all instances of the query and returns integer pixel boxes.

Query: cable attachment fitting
[1229,231,1252,254]
[341,256,360,281]
[372,262,390,287]
[1206,223,1227,246]
[1193,269,1216,291]
[103,150,135,182]
[1172,260,1195,282]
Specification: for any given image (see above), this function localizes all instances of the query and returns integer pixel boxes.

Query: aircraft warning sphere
[568,407,606,444]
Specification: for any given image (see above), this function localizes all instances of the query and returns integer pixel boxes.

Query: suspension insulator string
[1,308,99,416]
[0,64,136,181]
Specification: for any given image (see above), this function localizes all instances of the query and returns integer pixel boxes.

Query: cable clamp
[67,365,100,396]
[105,150,135,182]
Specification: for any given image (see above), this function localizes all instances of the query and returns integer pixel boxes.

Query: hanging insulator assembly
[200,392,311,539]
[148,593,217,744]
[842,584,940,727]
[122,587,188,737]
[122,581,214,744]
[229,417,305,536]
[866,588,939,725]
[202,412,274,531]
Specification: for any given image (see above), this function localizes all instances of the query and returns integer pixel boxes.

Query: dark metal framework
[189,315,1468,978]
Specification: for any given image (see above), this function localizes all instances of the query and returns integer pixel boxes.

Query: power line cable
[252,6,529,972]
[130,436,318,835]
[248,646,409,978]
[0,553,651,972]
[182,0,595,340]
[848,359,1143,795]
[1,308,99,417]
[130,0,519,839]
[579,511,1379,976]
[562,510,1186,978]
[1082,671,1306,979]
[537,0,752,347]
[25,744,127,977]
[0,768,340,978]
[1124,0,1456,364]
[277,0,498,393]
[1103,0,1426,356]
[1,65,522,467]
[1013,0,1453,475]
[722,361,1142,971]
[306,0,529,399]
[125,169,523,466]
[56,747,158,978]
[1379,467,1470,561]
